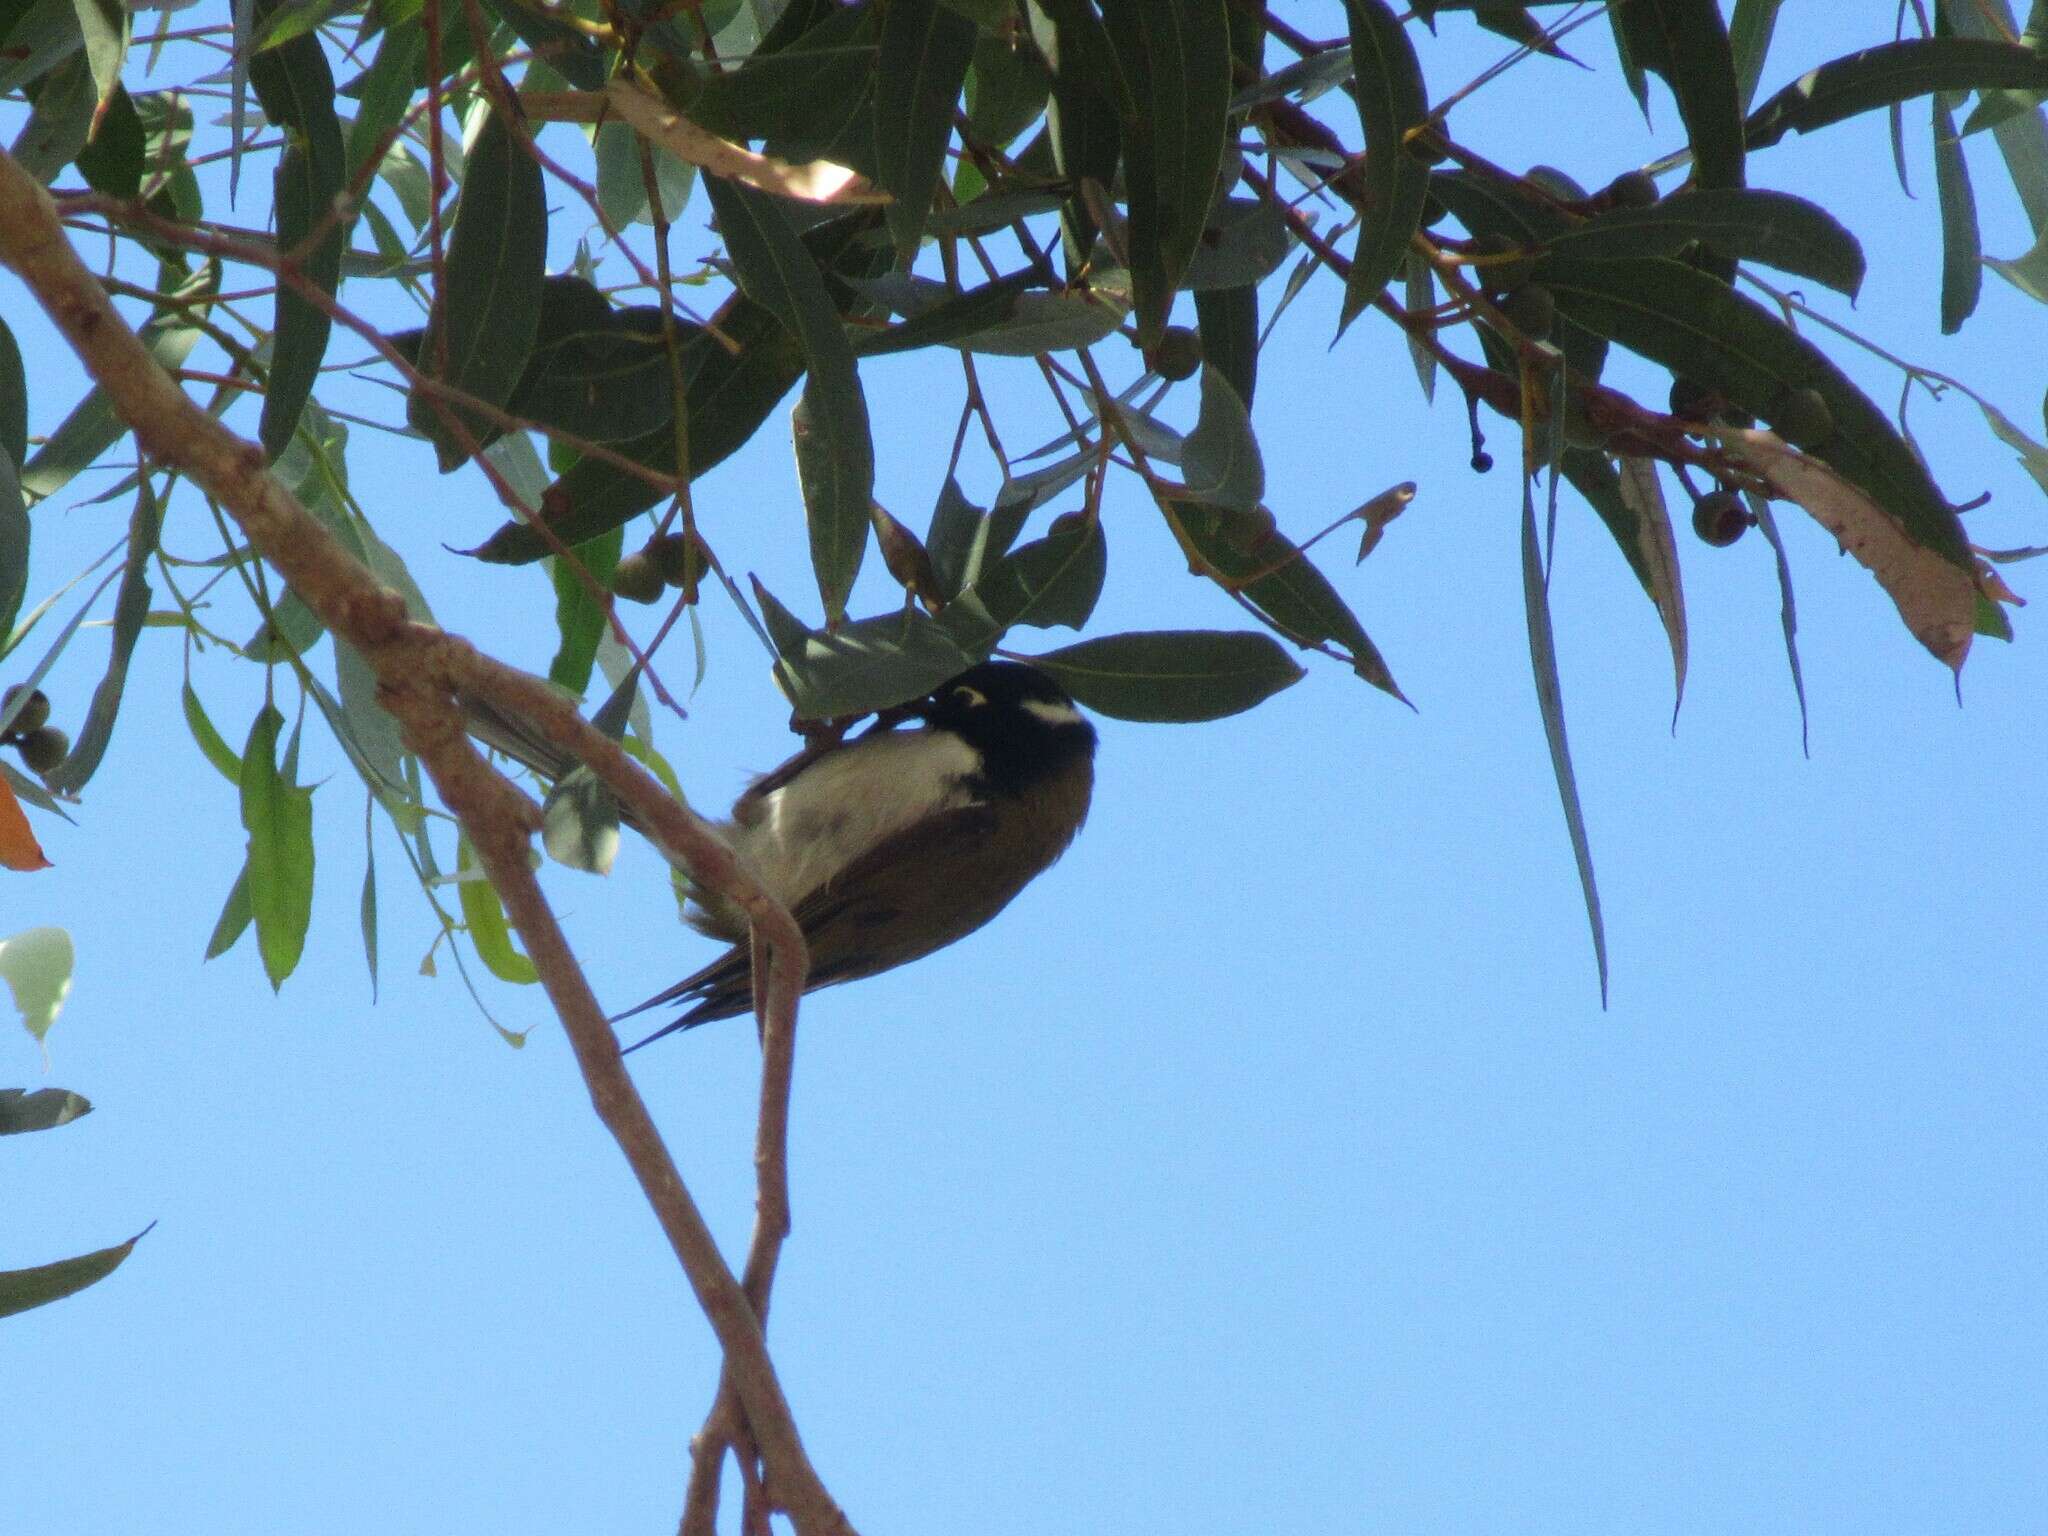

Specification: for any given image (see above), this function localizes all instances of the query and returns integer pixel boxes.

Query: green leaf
[0,440,24,651]
[876,0,977,258]
[1194,281,1259,412]
[344,18,424,181]
[1031,629,1305,721]
[1101,0,1233,344]
[12,50,97,184]
[707,176,875,623]
[1933,90,1984,333]
[754,585,976,719]
[850,271,1038,358]
[21,260,219,506]
[1937,0,2048,235]
[1179,365,1265,513]
[44,481,159,793]
[1985,221,2048,302]
[949,273,1132,354]
[965,24,1051,151]
[1611,0,1745,190]
[0,315,24,469]
[1538,254,1974,574]
[684,1,882,174]
[239,706,316,990]
[0,1086,91,1134]
[1340,0,1431,334]
[926,474,1026,599]
[0,1225,150,1319]
[1728,0,1785,112]
[1540,188,1865,298]
[940,517,1106,651]
[183,683,242,784]
[0,0,87,95]
[67,0,126,112]
[506,289,679,445]
[457,838,537,985]
[1170,501,1405,700]
[1182,198,1293,292]
[548,528,623,696]
[408,106,548,470]
[75,81,142,197]
[1749,494,1810,756]
[0,925,72,1042]
[482,0,607,90]
[1402,250,1436,402]
[205,861,254,960]
[251,0,344,461]
[1745,38,2048,150]
[1521,484,1607,1004]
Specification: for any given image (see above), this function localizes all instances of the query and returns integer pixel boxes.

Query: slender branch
[0,147,849,1536]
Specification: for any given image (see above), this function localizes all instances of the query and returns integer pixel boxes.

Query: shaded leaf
[1729,0,1785,112]
[1542,188,1864,297]
[251,0,344,461]
[1194,281,1259,411]
[1745,38,2048,150]
[939,517,1106,650]
[0,436,24,649]
[1030,629,1305,721]
[707,175,875,622]
[1178,364,1265,512]
[952,271,1133,355]
[0,1225,149,1319]
[1933,89,1984,333]
[1749,493,1810,756]
[44,481,160,793]
[408,106,547,470]
[1612,0,1745,189]
[753,584,975,719]
[876,0,977,255]
[1182,197,1293,291]
[0,1087,90,1134]
[0,316,23,469]
[1102,0,1233,343]
[1340,0,1432,333]
[926,475,1026,599]
[850,271,1038,357]
[11,50,97,185]
[1613,456,1688,714]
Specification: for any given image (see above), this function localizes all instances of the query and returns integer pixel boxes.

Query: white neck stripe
[1021,698,1084,727]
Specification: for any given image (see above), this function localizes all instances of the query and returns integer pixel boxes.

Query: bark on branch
[0,148,846,1536]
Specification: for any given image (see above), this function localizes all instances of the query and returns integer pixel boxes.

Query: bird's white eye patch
[953,686,988,708]
[1021,698,1084,727]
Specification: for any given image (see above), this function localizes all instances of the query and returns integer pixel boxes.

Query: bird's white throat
[722,728,983,911]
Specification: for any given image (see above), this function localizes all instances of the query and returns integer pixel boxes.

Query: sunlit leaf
[456,838,538,985]
[0,926,72,1039]
[239,707,315,989]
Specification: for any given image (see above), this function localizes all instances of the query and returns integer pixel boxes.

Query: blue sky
[7,8,2047,1533]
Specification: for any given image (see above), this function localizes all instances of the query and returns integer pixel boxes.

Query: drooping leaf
[43,481,159,793]
[408,106,548,470]
[1612,456,1688,715]
[548,528,624,697]
[1729,0,1785,111]
[1939,0,2048,236]
[343,14,424,180]
[0,1225,150,1319]
[707,176,875,622]
[1182,197,1293,292]
[250,0,345,461]
[1030,629,1305,721]
[926,475,1028,600]
[74,80,142,197]
[1340,0,1432,334]
[0,433,24,649]
[1749,494,1811,755]
[1933,88,1984,333]
[0,316,23,470]
[457,837,538,985]
[876,0,977,256]
[12,51,97,185]
[1100,0,1233,343]
[1194,281,1259,411]
[0,774,50,872]
[1520,484,1607,1005]
[239,706,316,989]
[68,0,127,112]
[205,860,254,961]
[1611,0,1745,189]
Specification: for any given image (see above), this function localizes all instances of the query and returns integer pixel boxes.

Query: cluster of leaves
[1,0,2046,999]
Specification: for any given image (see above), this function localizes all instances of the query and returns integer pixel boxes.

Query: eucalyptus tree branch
[0,146,848,1536]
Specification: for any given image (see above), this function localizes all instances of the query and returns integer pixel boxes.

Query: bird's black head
[915,661,1096,795]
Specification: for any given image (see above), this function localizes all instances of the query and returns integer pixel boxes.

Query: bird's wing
[618,802,1010,1050]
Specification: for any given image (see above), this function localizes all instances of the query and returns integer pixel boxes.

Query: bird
[464,660,1097,1048]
